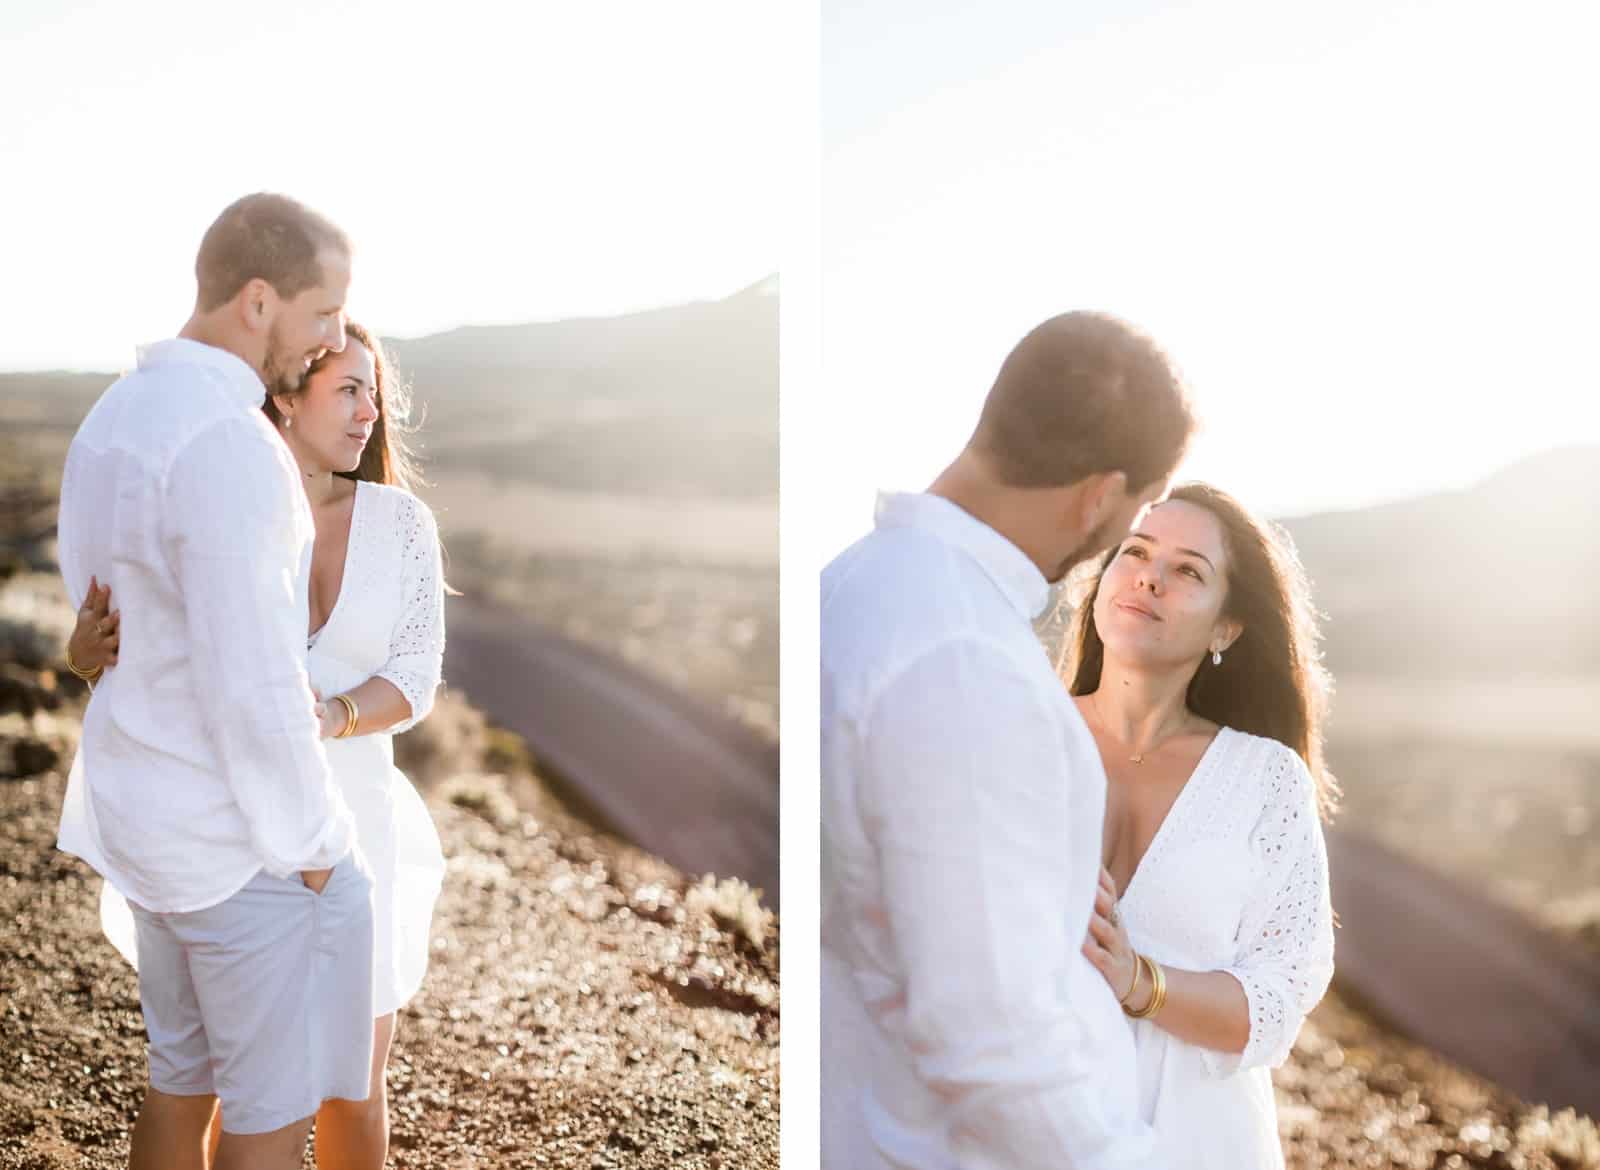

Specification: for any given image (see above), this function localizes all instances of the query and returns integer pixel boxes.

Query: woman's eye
[1120,545,1145,558]
[1180,565,1202,580]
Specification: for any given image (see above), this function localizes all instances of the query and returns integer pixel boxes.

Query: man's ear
[1076,469,1128,533]
[238,277,277,335]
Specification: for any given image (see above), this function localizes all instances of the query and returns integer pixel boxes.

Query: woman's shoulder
[1219,727,1316,802]
[359,480,438,530]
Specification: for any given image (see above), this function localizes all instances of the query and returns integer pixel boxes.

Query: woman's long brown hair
[1064,482,1338,819]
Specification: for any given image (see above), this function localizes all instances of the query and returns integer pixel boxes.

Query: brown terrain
[0,660,779,1170]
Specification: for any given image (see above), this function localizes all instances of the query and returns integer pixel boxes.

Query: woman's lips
[1115,599,1162,621]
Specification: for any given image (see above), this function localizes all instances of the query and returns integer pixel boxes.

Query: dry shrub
[1514,1106,1600,1167]
[436,771,523,830]
[686,873,772,951]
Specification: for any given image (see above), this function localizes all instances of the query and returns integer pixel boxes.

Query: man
[56,193,376,1170]
[820,311,1197,1169]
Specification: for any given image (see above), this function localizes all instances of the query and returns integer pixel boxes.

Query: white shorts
[128,854,376,1135]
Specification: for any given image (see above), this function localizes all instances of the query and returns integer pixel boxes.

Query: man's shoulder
[823,524,984,613]
[76,361,271,464]
[822,527,1039,690]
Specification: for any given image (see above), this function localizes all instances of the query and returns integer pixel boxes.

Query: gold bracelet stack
[65,644,103,685]
[1117,954,1145,1008]
[332,694,359,738]
[1123,953,1168,1020]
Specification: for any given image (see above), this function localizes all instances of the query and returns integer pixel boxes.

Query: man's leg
[129,1088,217,1170]
[183,859,375,1156]
[211,1115,314,1170]
[126,902,219,1170]
[312,1012,397,1170]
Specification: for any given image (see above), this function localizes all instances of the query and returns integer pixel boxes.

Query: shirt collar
[874,491,1051,620]
[136,339,266,409]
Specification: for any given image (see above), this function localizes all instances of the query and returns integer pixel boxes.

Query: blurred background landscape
[0,278,778,742]
[1284,445,1600,933]
[391,275,780,744]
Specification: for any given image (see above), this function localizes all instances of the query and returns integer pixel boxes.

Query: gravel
[0,686,779,1169]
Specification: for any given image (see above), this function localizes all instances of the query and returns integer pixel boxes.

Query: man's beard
[262,323,309,397]
[1047,512,1125,584]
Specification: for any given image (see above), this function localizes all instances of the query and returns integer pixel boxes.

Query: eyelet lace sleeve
[1203,742,1335,1077]
[374,492,445,734]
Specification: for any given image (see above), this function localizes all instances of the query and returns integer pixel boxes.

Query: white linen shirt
[55,338,355,914]
[821,492,1163,1170]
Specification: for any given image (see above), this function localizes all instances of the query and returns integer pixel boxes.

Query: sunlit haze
[822,0,1600,556]
[1,0,779,371]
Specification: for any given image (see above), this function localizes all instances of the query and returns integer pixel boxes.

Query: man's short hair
[194,193,351,312]
[970,311,1196,492]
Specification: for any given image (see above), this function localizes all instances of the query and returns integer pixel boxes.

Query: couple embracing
[55,193,447,1169]
[821,313,1337,1168]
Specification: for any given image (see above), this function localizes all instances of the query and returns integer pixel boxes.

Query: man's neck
[928,452,1090,582]
[178,312,265,384]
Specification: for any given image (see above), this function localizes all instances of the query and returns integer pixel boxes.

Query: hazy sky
[0,0,780,370]
[822,0,1600,551]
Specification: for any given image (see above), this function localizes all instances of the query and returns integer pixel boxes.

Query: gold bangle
[1150,956,1168,1017]
[65,643,103,683]
[333,693,359,738]
[1118,952,1145,1008]
[1124,954,1153,1017]
[1127,954,1168,1020]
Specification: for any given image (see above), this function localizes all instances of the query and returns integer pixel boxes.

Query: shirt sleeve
[372,491,445,734]
[1203,741,1336,1076]
[166,417,353,878]
[860,637,1162,1170]
[57,443,91,612]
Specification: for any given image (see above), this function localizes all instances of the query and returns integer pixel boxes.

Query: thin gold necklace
[1091,690,1188,765]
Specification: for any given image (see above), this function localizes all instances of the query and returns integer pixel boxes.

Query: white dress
[95,480,448,1018]
[1113,727,1335,1170]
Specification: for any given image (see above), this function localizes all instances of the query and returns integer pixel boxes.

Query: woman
[1065,482,1336,1169]
[67,322,446,1170]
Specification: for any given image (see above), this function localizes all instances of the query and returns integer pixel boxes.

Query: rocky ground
[7,684,1599,1170]
[0,640,779,1169]
[1281,990,1598,1168]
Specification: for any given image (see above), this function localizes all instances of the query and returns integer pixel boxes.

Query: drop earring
[1211,647,1222,666]
[284,416,293,430]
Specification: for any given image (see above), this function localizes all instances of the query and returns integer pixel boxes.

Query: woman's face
[277,340,378,474]
[1091,499,1239,672]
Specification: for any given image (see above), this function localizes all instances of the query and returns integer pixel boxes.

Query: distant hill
[0,276,779,500]
[389,277,777,498]
[0,372,113,430]
[1280,444,1600,677]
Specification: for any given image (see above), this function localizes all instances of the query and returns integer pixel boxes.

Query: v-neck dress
[97,480,448,1018]
[1112,726,1334,1169]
